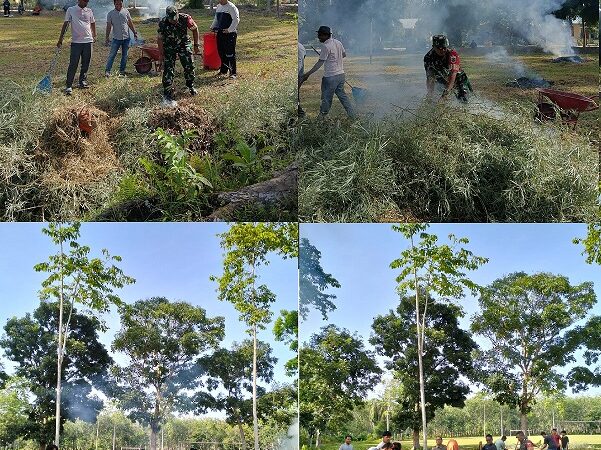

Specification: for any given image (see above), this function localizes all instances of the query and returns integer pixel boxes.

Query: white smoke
[484,47,528,77]
[276,418,299,450]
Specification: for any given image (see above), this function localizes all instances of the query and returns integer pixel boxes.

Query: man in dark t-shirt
[560,431,569,450]
[541,431,558,450]
[481,434,497,450]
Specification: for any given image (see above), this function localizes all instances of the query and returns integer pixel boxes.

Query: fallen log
[208,164,298,221]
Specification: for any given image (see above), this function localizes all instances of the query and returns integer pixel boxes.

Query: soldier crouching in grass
[424,34,471,103]
[157,5,200,105]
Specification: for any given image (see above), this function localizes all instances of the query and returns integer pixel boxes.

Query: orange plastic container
[203,32,221,70]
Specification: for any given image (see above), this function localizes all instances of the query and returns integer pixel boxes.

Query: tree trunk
[207,165,297,221]
[520,372,528,432]
[414,281,427,450]
[252,325,259,450]
[315,429,321,448]
[54,238,65,446]
[238,422,247,450]
[151,427,158,450]
[412,429,420,450]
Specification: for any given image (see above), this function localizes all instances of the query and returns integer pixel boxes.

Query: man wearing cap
[57,0,96,95]
[301,25,354,118]
[157,5,200,102]
[104,0,138,77]
[210,0,239,78]
[423,34,470,102]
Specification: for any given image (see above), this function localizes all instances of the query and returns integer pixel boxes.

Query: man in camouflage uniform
[157,5,200,103]
[424,34,472,102]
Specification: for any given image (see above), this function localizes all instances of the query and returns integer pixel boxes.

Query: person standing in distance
[210,0,239,78]
[340,435,353,450]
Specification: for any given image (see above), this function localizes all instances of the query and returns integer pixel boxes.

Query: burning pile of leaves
[506,76,553,89]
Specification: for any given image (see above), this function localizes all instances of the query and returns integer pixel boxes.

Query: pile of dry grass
[148,101,216,154]
[37,104,120,187]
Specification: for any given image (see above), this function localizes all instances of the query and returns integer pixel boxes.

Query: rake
[34,46,61,94]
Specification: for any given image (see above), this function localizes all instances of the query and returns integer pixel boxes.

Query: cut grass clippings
[297,103,598,223]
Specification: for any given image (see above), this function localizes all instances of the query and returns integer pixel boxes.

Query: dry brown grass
[147,101,216,154]
[38,104,120,186]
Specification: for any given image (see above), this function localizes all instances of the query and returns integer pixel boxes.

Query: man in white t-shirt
[339,435,353,450]
[300,25,354,118]
[104,0,138,76]
[57,0,96,95]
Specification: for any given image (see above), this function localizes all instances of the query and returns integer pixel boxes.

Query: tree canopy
[299,325,381,446]
[471,271,597,430]
[371,295,478,444]
[111,297,225,450]
[0,301,112,445]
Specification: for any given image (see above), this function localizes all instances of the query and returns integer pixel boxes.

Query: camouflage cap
[432,34,448,49]
[165,5,177,18]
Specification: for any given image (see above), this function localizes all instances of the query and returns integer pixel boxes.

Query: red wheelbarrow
[535,88,598,128]
[134,44,164,74]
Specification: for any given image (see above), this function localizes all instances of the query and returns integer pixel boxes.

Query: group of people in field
[55,0,239,103]
[338,429,571,450]
[297,27,472,118]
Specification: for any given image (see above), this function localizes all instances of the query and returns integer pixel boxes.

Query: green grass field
[316,435,601,450]
[0,7,297,220]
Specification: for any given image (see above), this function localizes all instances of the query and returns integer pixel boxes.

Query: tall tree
[111,297,224,450]
[299,238,340,321]
[211,222,298,450]
[34,222,135,446]
[390,224,487,450]
[371,295,478,448]
[574,223,601,265]
[299,325,381,447]
[0,302,112,448]
[198,339,277,450]
[471,272,596,431]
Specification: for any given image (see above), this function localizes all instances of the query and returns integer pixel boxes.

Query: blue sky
[299,223,601,398]
[0,223,298,416]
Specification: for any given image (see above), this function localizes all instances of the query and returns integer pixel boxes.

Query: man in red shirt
[424,34,471,102]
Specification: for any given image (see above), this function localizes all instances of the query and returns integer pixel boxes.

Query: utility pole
[500,406,503,437]
[483,402,486,437]
[112,423,116,450]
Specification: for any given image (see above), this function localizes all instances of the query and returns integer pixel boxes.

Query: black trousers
[216,31,237,75]
[66,42,92,88]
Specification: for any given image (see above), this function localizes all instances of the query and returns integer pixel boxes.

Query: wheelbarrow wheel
[134,56,152,74]
[535,102,556,121]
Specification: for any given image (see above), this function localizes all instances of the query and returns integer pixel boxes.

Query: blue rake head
[35,75,52,94]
